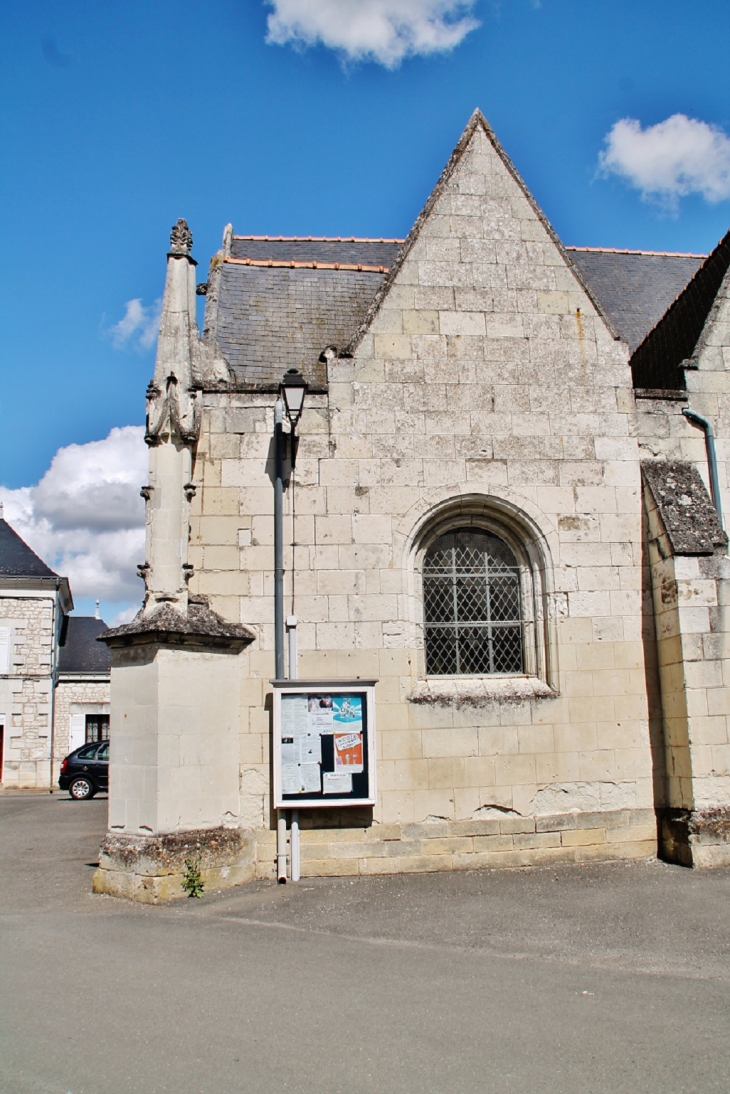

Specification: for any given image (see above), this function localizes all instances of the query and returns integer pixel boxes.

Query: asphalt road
[2,795,730,1094]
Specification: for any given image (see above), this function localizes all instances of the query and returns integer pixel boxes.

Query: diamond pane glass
[424,529,523,676]
[425,627,459,675]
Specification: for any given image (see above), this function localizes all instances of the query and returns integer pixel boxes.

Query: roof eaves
[233,235,405,244]
[566,245,708,260]
[224,256,390,273]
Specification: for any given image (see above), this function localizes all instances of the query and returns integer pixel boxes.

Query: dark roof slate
[0,518,57,578]
[567,249,704,353]
[58,616,111,674]
[629,230,730,390]
[215,262,387,389]
[231,238,403,267]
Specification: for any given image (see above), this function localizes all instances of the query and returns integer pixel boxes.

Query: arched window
[423,529,523,676]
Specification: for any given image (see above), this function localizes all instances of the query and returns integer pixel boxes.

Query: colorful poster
[334,732,363,772]
[333,695,364,772]
[333,695,362,726]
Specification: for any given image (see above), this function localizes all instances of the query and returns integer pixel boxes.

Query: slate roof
[566,248,705,354]
[58,616,111,675]
[231,236,403,268]
[208,233,708,391]
[0,518,58,578]
[629,230,730,391]
[213,248,392,389]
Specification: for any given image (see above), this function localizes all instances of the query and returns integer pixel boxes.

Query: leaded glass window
[423,529,523,675]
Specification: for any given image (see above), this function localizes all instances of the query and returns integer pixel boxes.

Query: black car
[58,741,109,799]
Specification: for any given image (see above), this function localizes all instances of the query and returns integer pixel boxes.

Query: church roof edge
[631,228,730,390]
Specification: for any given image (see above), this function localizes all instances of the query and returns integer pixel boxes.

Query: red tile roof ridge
[232,234,405,243]
[566,245,707,259]
[225,256,389,273]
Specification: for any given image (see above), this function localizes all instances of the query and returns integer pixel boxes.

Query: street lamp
[280,368,308,430]
[274,368,308,680]
[274,367,308,883]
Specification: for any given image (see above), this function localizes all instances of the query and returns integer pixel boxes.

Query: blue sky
[1,0,729,619]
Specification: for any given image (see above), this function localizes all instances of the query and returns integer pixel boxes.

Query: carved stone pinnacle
[170,218,193,256]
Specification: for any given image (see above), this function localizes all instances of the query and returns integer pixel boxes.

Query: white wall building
[0,510,111,787]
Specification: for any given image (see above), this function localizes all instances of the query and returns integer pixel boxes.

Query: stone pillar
[643,461,730,866]
[94,221,256,903]
[142,218,201,617]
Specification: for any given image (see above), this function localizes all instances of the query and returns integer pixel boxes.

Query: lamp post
[274,369,308,680]
[274,368,307,882]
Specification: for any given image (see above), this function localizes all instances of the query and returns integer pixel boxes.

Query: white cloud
[599,114,730,208]
[108,297,162,351]
[265,0,480,67]
[1,427,147,614]
[110,605,140,627]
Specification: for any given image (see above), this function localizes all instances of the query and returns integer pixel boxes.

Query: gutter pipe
[682,408,724,529]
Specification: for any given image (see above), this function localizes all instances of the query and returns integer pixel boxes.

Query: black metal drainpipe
[683,408,724,528]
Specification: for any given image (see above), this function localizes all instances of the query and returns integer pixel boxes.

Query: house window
[85,714,110,743]
[423,529,523,675]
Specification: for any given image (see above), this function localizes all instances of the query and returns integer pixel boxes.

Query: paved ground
[2,795,730,1094]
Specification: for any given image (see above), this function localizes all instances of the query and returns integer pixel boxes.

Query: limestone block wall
[53,679,110,759]
[180,122,658,877]
[0,595,55,787]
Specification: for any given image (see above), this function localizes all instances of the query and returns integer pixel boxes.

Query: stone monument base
[93,827,256,904]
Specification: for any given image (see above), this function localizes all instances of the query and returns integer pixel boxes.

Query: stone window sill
[408,676,557,706]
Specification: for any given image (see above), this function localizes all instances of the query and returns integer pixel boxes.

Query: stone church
[95,112,730,901]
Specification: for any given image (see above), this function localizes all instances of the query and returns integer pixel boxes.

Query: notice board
[272,680,377,808]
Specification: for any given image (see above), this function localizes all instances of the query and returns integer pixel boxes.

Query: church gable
[349,111,621,377]
[328,112,635,501]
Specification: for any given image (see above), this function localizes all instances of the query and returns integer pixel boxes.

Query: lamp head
[280,368,308,427]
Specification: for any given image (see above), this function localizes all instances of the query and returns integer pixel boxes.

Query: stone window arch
[413,502,552,685]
